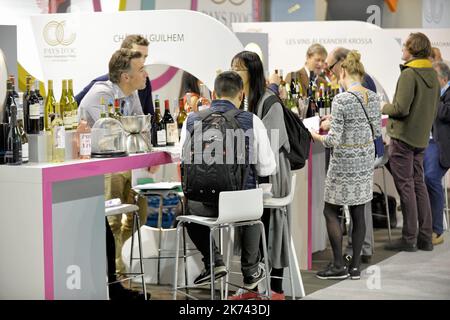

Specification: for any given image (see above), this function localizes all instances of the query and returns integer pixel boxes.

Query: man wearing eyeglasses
[322,47,378,266]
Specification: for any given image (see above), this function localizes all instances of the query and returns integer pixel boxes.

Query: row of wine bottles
[151,95,187,148]
[275,69,340,118]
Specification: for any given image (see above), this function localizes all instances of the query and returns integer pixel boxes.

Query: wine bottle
[113,98,122,119]
[306,71,317,118]
[73,107,91,160]
[27,82,41,134]
[60,80,71,130]
[163,99,177,146]
[44,80,56,131]
[5,96,22,166]
[23,75,32,133]
[176,98,187,140]
[318,84,326,117]
[34,79,44,131]
[16,92,28,163]
[68,79,78,130]
[151,95,166,147]
[325,83,332,115]
[51,102,65,162]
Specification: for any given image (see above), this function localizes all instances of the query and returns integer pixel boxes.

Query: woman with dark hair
[229,51,291,300]
[179,71,210,113]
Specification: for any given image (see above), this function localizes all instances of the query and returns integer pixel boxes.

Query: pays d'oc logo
[211,0,246,5]
[43,20,76,46]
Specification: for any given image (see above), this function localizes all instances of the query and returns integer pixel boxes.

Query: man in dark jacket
[382,32,441,252]
[424,61,450,246]
[75,34,154,115]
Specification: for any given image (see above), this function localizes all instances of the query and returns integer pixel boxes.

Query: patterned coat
[323,90,382,206]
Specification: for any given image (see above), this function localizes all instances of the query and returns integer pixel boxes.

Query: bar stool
[134,185,192,286]
[105,203,147,299]
[173,188,271,300]
[259,173,305,299]
[372,145,392,242]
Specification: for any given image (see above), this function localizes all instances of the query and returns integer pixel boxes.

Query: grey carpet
[303,232,450,300]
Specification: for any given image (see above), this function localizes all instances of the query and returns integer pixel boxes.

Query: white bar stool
[173,188,271,300]
[260,173,305,299]
[105,203,147,298]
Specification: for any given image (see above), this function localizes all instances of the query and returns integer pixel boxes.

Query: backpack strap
[261,94,280,119]
[222,108,243,130]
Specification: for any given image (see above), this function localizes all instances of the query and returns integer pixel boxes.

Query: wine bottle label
[166,123,178,144]
[22,142,29,161]
[54,126,65,149]
[319,108,326,117]
[63,116,72,129]
[157,129,167,146]
[80,133,92,156]
[39,101,44,116]
[325,107,331,116]
[30,103,40,119]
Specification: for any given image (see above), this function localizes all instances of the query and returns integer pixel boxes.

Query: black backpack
[371,184,397,229]
[181,108,251,203]
[261,94,312,170]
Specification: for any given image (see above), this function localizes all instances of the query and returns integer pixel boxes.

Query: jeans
[389,138,432,244]
[424,140,448,236]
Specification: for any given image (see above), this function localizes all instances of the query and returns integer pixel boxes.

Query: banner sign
[233,21,402,101]
[29,9,244,94]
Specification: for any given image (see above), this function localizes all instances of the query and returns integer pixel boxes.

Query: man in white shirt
[180,71,276,290]
[79,48,149,299]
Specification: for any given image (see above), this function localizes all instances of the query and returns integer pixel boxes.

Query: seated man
[179,71,276,289]
[79,48,149,299]
[75,34,154,115]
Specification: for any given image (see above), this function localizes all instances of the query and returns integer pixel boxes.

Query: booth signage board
[29,10,244,94]
[384,28,450,64]
[155,0,254,29]
[232,21,402,101]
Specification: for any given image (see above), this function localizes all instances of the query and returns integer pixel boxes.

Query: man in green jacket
[382,32,440,252]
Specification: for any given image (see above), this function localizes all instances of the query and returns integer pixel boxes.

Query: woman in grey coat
[230,51,291,300]
[310,51,381,280]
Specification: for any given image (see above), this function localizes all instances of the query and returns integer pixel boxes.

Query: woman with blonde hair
[310,51,382,280]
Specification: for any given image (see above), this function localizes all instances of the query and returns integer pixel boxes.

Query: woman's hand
[320,115,332,131]
[309,129,324,143]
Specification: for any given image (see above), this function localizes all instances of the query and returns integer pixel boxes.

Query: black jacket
[433,86,450,168]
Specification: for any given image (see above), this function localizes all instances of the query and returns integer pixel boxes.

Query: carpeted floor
[303,232,450,300]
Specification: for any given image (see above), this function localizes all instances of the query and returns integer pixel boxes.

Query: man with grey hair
[424,61,450,246]
[79,48,149,300]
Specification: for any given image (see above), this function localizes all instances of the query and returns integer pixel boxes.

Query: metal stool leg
[173,221,183,300]
[382,167,392,242]
[129,213,136,288]
[224,226,234,299]
[156,195,164,285]
[135,213,147,298]
[283,208,295,300]
[259,221,272,299]
[209,226,216,300]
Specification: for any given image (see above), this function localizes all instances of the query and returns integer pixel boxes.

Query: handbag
[348,91,384,159]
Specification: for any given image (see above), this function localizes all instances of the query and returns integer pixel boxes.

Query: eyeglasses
[326,59,340,75]
[231,67,248,72]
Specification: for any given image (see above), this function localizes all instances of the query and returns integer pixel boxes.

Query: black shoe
[361,255,372,264]
[343,254,352,268]
[348,267,361,280]
[316,263,348,280]
[193,263,227,285]
[109,284,150,300]
[243,267,266,290]
[417,239,433,251]
[384,238,417,252]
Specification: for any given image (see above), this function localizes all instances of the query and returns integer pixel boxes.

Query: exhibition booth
[1,9,448,300]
